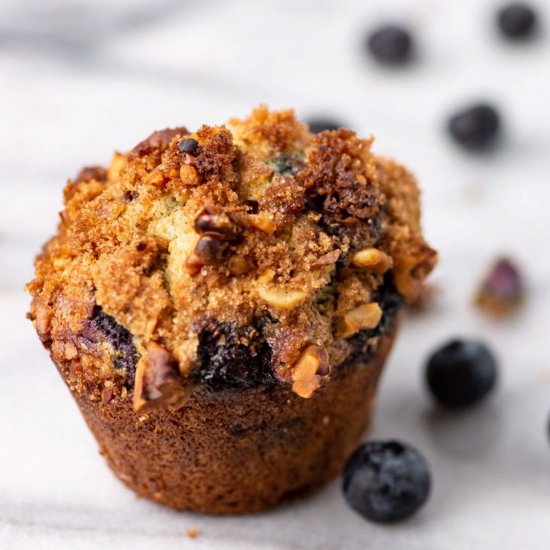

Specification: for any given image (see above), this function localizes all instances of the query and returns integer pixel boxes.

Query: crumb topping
[27,106,436,409]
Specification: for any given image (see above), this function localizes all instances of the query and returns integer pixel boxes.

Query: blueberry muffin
[27,107,436,514]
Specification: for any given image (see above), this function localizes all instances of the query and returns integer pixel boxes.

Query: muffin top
[27,106,436,412]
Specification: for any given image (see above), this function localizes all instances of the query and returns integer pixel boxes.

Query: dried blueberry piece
[475,257,524,318]
[178,138,199,155]
[497,3,537,40]
[342,440,431,523]
[195,321,273,391]
[366,25,414,65]
[89,306,138,384]
[448,103,501,150]
[426,339,498,408]
[307,118,344,134]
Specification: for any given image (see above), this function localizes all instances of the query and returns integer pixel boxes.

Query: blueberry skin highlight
[426,339,498,408]
[342,440,431,523]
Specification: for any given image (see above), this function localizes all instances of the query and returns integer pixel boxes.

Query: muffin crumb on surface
[186,528,200,539]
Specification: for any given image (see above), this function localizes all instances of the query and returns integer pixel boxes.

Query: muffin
[27,106,436,514]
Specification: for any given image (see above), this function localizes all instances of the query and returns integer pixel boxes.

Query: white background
[1,0,550,548]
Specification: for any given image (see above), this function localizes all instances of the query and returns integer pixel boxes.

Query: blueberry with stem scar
[342,440,431,523]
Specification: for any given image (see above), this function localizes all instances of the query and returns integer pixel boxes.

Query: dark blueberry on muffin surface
[80,306,139,385]
[178,137,199,155]
[195,321,274,391]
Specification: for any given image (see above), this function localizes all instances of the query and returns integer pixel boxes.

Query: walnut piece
[228,256,250,275]
[32,299,51,343]
[64,341,78,360]
[338,302,382,338]
[393,244,438,303]
[249,213,275,234]
[75,165,107,184]
[311,249,341,268]
[133,342,187,412]
[351,247,393,273]
[179,164,200,186]
[255,269,308,309]
[143,169,166,188]
[107,152,126,182]
[185,206,243,275]
[194,206,240,239]
[185,234,228,274]
[291,345,329,398]
[258,286,308,309]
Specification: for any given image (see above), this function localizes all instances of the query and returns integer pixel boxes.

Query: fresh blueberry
[426,339,498,408]
[342,440,431,523]
[178,138,199,155]
[448,103,501,150]
[306,118,344,134]
[497,3,537,40]
[366,25,414,65]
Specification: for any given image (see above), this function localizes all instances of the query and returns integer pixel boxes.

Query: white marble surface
[2,0,550,548]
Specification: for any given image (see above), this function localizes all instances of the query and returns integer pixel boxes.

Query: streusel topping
[27,106,436,411]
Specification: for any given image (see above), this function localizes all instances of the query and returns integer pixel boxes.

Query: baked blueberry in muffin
[27,107,436,514]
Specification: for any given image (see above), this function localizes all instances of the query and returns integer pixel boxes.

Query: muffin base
[67,315,400,515]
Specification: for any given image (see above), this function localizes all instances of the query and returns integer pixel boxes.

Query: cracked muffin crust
[27,107,435,513]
